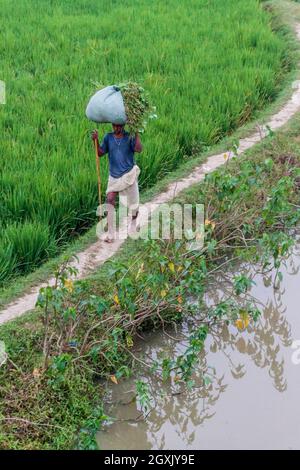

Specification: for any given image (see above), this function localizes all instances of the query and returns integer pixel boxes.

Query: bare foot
[103,234,114,243]
[129,218,140,237]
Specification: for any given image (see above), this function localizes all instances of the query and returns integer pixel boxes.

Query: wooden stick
[94,139,102,217]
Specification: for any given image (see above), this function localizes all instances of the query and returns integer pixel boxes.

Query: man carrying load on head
[92,124,143,243]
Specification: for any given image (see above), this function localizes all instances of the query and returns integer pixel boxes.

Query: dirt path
[1,24,300,326]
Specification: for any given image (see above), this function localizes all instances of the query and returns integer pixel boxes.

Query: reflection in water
[209,298,292,392]
[97,249,300,450]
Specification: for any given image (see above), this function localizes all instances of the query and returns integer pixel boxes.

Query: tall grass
[0,0,289,285]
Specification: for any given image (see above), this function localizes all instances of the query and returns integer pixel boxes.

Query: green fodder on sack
[118,81,157,134]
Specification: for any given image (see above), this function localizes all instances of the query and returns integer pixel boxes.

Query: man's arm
[134,132,143,153]
[91,130,106,157]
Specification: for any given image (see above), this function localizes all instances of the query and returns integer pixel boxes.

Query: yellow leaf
[160,290,167,298]
[136,263,144,279]
[126,335,133,348]
[235,319,244,331]
[240,310,250,328]
[177,266,183,272]
[205,219,215,230]
[177,295,183,304]
[224,153,229,160]
[110,375,118,385]
[235,312,250,330]
[113,294,120,305]
[64,279,74,293]
[168,262,175,273]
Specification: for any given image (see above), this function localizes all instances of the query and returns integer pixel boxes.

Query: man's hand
[91,129,105,157]
[91,129,99,142]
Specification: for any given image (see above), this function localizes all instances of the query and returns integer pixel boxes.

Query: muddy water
[97,249,300,450]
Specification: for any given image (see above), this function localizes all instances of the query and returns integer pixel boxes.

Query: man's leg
[105,191,118,242]
[120,181,140,236]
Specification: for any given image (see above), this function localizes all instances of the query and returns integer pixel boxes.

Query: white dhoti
[106,165,140,215]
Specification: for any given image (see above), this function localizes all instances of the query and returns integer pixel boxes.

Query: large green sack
[85,85,126,124]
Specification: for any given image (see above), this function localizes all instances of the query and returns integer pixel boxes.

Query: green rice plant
[1,222,57,277]
[0,242,17,284]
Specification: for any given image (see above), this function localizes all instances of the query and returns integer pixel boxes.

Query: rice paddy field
[0,0,290,286]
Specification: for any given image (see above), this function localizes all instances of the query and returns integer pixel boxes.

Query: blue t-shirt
[100,132,136,178]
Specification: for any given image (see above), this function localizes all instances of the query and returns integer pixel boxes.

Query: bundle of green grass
[118,81,157,134]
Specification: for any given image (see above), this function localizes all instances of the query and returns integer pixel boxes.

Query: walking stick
[94,138,102,219]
